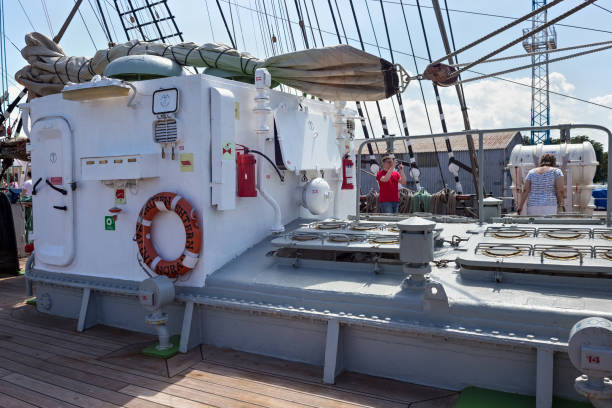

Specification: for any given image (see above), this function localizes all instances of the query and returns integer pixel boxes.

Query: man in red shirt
[376,154,407,213]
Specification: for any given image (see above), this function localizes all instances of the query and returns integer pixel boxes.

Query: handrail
[355,123,612,227]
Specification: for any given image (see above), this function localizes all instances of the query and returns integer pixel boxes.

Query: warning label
[49,177,63,185]
[180,153,194,172]
[114,188,126,205]
[222,142,235,160]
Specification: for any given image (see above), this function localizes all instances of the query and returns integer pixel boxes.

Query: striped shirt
[526,168,563,207]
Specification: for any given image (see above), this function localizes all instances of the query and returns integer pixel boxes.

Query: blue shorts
[380,201,399,213]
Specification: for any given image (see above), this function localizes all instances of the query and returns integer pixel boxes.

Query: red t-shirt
[377,170,401,202]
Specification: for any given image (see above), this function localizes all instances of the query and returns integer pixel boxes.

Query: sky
[1,0,612,150]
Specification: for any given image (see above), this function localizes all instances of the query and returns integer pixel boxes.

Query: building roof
[356,131,522,155]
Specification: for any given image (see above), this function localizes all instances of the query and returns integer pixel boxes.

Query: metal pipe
[355,123,612,226]
[478,132,484,224]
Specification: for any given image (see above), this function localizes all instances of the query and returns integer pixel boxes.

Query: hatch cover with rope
[135,192,201,278]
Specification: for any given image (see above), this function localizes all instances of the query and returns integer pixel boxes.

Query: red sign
[115,189,125,200]
[49,177,63,185]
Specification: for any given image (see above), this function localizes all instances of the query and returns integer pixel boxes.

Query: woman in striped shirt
[517,154,565,216]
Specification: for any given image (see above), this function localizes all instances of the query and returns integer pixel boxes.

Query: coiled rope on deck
[363,188,456,215]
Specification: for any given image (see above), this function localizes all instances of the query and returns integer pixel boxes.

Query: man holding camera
[376,154,407,213]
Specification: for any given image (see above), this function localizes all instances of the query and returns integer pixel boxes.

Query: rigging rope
[294,0,309,49]
[437,0,598,80]
[301,0,317,48]
[95,0,114,44]
[230,0,612,111]
[0,0,9,129]
[415,0,463,193]
[458,43,612,85]
[361,0,403,148]
[77,5,99,50]
[282,0,297,50]
[17,0,38,32]
[452,39,612,67]
[234,0,248,51]
[431,0,564,66]
[379,0,421,191]
[399,0,446,189]
[41,0,56,38]
[216,0,237,48]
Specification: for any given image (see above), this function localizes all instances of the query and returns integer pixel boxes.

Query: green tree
[548,135,606,182]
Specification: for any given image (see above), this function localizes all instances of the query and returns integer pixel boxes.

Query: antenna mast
[523,0,557,145]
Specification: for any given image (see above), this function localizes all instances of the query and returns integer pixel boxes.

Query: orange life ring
[135,192,201,278]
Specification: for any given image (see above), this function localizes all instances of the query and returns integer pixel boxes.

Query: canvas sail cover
[16,32,400,101]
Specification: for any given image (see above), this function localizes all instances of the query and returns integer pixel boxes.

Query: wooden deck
[0,270,458,408]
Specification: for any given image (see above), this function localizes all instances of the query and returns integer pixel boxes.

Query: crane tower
[523,0,557,145]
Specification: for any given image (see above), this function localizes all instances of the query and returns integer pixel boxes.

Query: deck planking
[0,271,458,407]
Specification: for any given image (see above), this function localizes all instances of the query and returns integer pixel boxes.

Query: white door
[30,117,75,266]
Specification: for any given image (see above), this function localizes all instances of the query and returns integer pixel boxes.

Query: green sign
[105,216,115,231]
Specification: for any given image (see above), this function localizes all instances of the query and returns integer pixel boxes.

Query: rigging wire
[442,0,597,78]
[260,0,277,54]
[234,0,248,51]
[301,0,317,48]
[309,0,324,46]
[443,0,467,118]
[221,1,612,112]
[282,0,297,50]
[327,0,342,44]
[0,0,8,128]
[204,0,217,41]
[293,0,309,48]
[227,0,239,48]
[94,0,114,43]
[399,0,446,188]
[41,0,56,38]
[103,0,119,41]
[379,0,422,190]
[17,0,38,32]
[88,0,109,42]
[451,40,612,67]
[592,3,612,14]
[215,0,237,48]
[416,0,462,192]
[458,43,612,84]
[77,3,99,50]
[270,0,286,53]
[362,0,404,143]
[254,0,271,56]
[370,0,612,37]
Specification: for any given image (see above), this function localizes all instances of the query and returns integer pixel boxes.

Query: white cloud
[354,72,611,151]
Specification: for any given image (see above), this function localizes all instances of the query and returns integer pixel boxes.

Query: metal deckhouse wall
[523,0,557,145]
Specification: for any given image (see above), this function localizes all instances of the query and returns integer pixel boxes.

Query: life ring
[135,192,201,278]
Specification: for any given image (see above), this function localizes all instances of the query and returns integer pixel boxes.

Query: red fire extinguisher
[341,154,355,190]
[237,150,257,197]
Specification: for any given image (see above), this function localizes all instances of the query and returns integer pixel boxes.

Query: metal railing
[355,124,612,227]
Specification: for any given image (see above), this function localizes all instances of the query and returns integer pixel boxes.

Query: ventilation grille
[154,119,178,143]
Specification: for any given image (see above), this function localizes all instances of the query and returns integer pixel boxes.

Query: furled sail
[16,32,401,101]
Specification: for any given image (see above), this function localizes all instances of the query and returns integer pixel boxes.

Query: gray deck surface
[0,266,458,408]
[204,220,612,341]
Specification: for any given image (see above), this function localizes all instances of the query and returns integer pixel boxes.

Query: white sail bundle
[16,32,401,101]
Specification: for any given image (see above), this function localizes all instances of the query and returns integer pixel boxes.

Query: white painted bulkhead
[26,74,355,287]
